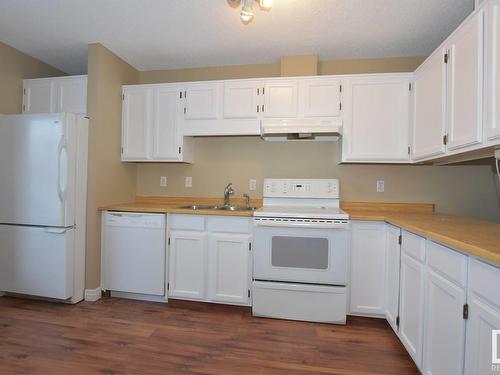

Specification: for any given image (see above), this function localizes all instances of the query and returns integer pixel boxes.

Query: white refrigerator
[0,113,88,303]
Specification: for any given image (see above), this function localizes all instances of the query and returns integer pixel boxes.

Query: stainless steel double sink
[178,204,256,212]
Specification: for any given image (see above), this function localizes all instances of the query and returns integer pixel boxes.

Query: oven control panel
[263,179,339,198]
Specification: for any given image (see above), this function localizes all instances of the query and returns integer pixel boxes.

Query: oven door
[253,223,348,285]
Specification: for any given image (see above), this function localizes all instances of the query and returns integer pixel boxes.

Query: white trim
[84,287,102,302]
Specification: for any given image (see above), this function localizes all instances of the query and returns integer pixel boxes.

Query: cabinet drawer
[427,241,467,287]
[402,230,426,263]
[168,214,205,231]
[469,258,500,308]
[207,216,252,233]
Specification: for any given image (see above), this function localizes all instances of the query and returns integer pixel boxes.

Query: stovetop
[254,205,349,220]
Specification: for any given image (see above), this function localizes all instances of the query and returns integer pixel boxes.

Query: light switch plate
[249,179,257,191]
[185,176,192,188]
[376,180,385,193]
[160,176,167,187]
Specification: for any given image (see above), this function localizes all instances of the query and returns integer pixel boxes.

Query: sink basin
[178,204,220,210]
[217,205,256,211]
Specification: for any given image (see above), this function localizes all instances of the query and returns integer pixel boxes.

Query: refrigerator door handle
[44,227,68,234]
[57,138,68,203]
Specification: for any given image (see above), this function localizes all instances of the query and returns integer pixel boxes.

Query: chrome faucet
[243,194,251,209]
[223,183,234,206]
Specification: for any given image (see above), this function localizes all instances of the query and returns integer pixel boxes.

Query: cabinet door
[168,230,208,301]
[23,79,56,113]
[302,79,341,118]
[446,10,484,151]
[152,86,181,161]
[184,84,219,120]
[399,253,425,368]
[208,233,251,305]
[423,270,466,375]
[412,49,447,160]
[121,87,151,161]
[485,2,500,142]
[223,81,261,119]
[56,76,87,114]
[263,81,298,118]
[349,221,386,317]
[342,76,411,162]
[385,224,401,332]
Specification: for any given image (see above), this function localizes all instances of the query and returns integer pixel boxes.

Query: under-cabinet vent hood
[260,119,342,141]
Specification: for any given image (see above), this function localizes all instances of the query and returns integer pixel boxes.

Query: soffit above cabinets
[0,0,473,74]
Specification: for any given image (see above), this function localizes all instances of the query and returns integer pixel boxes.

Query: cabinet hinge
[180,91,182,99]
[22,104,26,112]
[262,87,265,95]
[168,237,171,246]
[261,104,265,112]
[396,316,400,327]
[463,303,469,320]
[444,52,449,64]
[339,84,342,93]
[184,107,186,114]
[121,147,123,154]
[409,83,412,91]
[443,134,448,145]
[178,146,182,154]
[257,105,259,113]
[122,94,125,100]
[249,242,252,251]
[257,88,260,95]
[167,282,170,291]
[408,146,411,155]
[339,102,342,111]
[248,289,251,298]
[23,88,26,95]
[398,235,402,245]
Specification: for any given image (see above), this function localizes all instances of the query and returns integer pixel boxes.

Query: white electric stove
[252,178,350,324]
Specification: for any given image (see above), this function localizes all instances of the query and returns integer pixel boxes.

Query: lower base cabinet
[167,214,252,306]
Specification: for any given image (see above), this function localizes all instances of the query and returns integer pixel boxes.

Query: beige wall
[135,56,500,222]
[0,41,64,114]
[86,43,139,289]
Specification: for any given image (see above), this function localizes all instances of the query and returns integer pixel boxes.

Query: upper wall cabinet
[341,74,412,163]
[301,78,342,118]
[223,81,262,119]
[23,75,87,114]
[485,1,500,143]
[412,49,447,161]
[445,9,484,152]
[263,80,298,118]
[121,85,192,162]
[184,83,220,120]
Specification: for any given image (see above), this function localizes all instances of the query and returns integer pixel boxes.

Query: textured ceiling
[0,0,473,74]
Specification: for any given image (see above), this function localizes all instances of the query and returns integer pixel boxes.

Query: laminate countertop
[99,198,500,266]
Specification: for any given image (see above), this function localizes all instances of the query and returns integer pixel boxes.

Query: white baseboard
[110,291,168,303]
[84,287,102,302]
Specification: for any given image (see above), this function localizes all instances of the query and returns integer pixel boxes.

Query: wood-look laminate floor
[0,296,418,375]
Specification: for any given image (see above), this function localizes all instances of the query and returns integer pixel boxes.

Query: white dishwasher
[101,211,166,300]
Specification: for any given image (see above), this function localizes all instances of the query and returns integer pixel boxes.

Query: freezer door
[0,224,75,299]
[0,113,76,226]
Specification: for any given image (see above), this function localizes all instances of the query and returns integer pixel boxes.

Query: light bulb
[259,0,273,10]
[240,0,254,22]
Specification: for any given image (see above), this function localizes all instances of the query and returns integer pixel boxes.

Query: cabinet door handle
[257,105,259,113]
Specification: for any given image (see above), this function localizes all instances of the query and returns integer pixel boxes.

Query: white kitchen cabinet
[301,78,341,118]
[121,86,151,161]
[412,49,447,161]
[167,215,253,306]
[223,81,262,119]
[184,83,220,120]
[485,1,500,143]
[168,230,208,301]
[399,230,426,369]
[121,84,191,162]
[208,233,252,305]
[423,269,466,375]
[385,224,401,332]
[152,86,183,160]
[263,80,298,118]
[23,75,87,114]
[349,221,386,317]
[465,258,500,375]
[445,9,484,151]
[342,75,411,163]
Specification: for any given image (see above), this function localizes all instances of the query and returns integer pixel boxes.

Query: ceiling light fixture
[227,0,273,24]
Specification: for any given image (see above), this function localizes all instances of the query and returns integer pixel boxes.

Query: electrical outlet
[249,179,257,191]
[160,176,167,187]
[185,176,192,188]
[376,180,385,193]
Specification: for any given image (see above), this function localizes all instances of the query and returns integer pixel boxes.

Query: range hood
[260,119,342,141]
